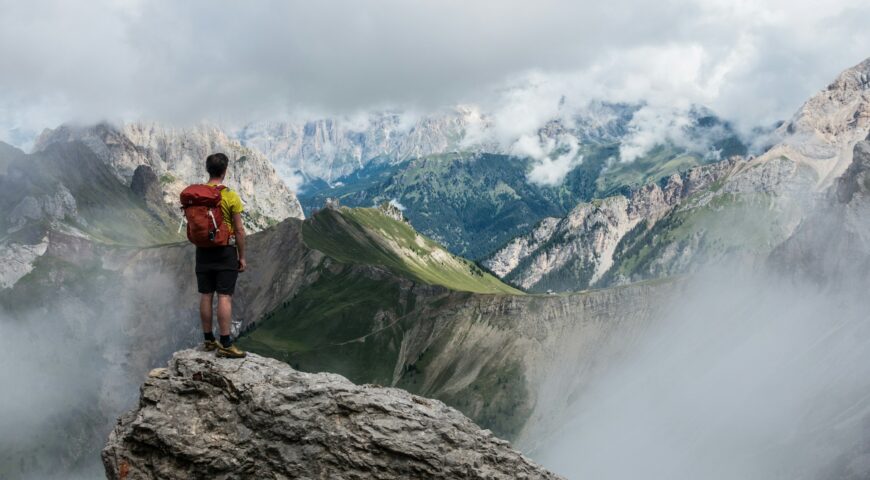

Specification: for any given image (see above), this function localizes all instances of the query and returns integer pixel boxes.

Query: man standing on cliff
[181,153,247,358]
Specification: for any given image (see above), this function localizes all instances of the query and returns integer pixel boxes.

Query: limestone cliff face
[234,107,487,182]
[485,159,737,291]
[103,349,561,480]
[484,217,560,279]
[34,122,304,231]
[769,56,870,188]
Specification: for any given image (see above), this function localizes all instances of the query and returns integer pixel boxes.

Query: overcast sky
[0,0,868,148]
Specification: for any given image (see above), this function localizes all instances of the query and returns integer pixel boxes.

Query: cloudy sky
[1,0,868,149]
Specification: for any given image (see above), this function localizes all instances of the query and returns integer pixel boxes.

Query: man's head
[206,153,229,180]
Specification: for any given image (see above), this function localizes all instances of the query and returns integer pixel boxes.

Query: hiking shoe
[203,340,220,352]
[216,343,247,358]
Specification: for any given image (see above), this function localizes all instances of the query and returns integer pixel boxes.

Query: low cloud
[537,267,870,479]
[619,106,693,162]
[282,170,306,193]
[516,134,583,186]
[388,198,406,211]
[1,0,869,151]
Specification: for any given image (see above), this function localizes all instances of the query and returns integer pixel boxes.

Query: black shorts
[195,246,239,295]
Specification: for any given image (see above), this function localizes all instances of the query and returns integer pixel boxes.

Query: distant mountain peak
[764,56,870,187]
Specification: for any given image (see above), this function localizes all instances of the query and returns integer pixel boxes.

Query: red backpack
[180,184,230,247]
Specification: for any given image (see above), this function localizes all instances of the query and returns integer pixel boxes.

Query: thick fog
[536,263,870,479]
[0,261,197,479]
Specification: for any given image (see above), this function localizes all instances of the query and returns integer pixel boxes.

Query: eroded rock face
[34,122,305,232]
[103,349,561,480]
[485,159,737,291]
[8,183,79,232]
[130,164,162,206]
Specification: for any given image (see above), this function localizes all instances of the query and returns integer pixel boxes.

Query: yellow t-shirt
[207,183,244,234]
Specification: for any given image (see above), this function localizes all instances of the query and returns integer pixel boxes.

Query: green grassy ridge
[238,266,410,385]
[237,264,529,439]
[302,206,521,295]
[242,206,529,438]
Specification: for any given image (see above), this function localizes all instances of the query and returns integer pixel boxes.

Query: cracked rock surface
[103,349,561,480]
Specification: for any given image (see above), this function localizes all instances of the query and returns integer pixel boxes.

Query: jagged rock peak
[766,56,870,187]
[377,200,407,223]
[103,349,561,480]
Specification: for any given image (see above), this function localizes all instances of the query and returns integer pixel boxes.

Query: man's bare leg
[200,293,214,334]
[214,293,245,357]
[217,294,233,337]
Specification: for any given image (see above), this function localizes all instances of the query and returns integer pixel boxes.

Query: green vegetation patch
[302,207,521,294]
[597,145,702,194]
[238,267,412,385]
[241,266,532,440]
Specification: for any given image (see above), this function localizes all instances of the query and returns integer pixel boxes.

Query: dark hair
[206,153,229,178]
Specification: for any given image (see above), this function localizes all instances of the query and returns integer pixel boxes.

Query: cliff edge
[102,349,561,480]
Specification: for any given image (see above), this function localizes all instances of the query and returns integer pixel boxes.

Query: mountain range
[291,107,747,259]
[485,57,870,292]
[2,56,870,479]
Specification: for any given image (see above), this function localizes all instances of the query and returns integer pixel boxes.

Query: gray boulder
[102,349,561,480]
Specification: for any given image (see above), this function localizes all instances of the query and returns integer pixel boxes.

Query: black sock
[220,335,232,348]
[204,332,216,342]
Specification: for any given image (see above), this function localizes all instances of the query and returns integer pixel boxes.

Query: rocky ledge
[103,349,561,480]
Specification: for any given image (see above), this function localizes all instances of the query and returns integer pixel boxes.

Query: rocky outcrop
[7,183,79,233]
[485,217,560,278]
[34,122,304,231]
[377,200,407,223]
[0,236,48,288]
[130,164,178,222]
[129,165,162,206]
[756,56,870,189]
[835,133,870,204]
[103,349,561,480]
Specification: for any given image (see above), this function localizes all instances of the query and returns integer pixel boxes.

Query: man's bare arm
[232,213,247,272]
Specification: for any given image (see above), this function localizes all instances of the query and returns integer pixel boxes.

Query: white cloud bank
[0,0,868,154]
[516,134,583,186]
